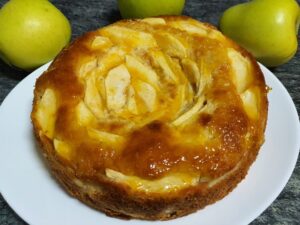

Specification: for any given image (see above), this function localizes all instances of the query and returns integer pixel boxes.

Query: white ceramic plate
[0,63,299,225]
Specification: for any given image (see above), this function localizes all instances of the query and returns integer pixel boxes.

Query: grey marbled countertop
[0,0,299,224]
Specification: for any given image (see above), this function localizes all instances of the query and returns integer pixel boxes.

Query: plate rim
[0,62,299,225]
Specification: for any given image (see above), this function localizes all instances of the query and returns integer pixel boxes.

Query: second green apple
[0,0,71,71]
[220,0,300,67]
[118,0,185,19]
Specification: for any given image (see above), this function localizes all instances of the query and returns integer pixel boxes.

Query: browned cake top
[32,16,268,193]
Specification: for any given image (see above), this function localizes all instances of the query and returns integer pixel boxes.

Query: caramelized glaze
[32,16,267,186]
[31,16,268,220]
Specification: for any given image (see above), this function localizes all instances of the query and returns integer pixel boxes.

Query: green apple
[220,0,300,67]
[118,0,185,19]
[0,0,71,71]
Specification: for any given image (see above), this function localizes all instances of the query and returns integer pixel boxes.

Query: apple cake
[31,16,268,220]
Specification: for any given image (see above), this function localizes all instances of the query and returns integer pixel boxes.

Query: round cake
[31,16,268,220]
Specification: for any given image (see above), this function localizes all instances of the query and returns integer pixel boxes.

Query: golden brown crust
[31,16,268,220]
